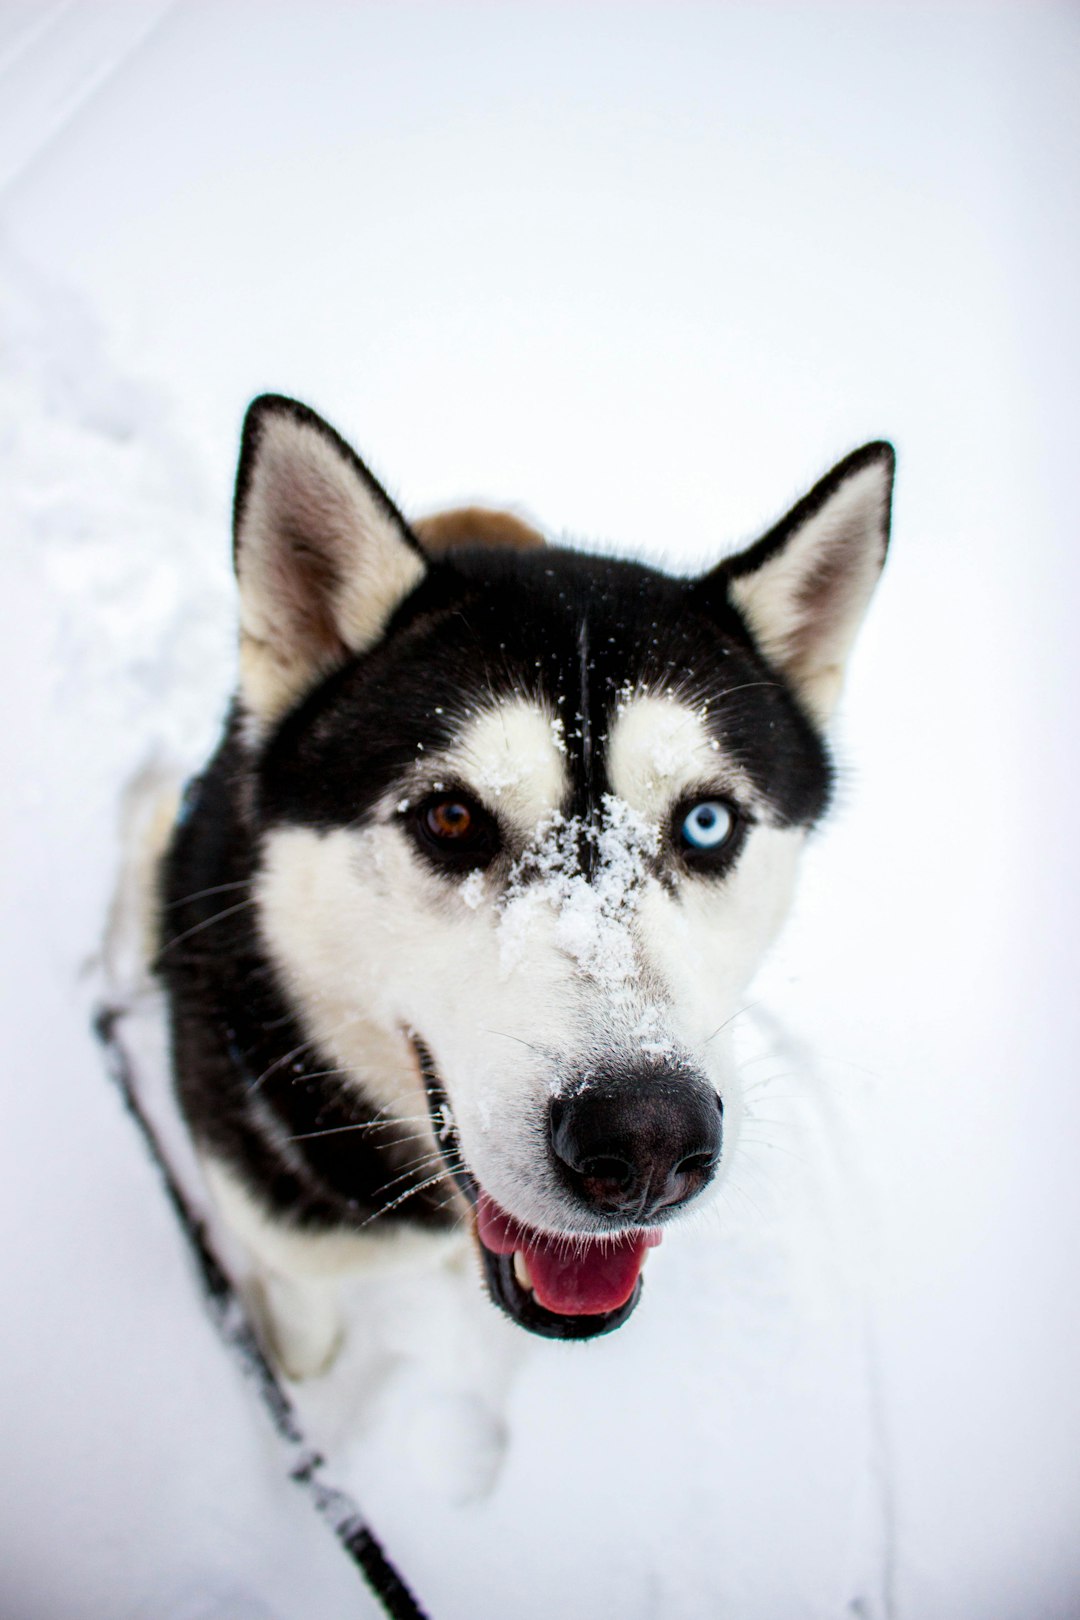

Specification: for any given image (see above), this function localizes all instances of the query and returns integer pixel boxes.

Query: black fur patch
[258,545,831,836]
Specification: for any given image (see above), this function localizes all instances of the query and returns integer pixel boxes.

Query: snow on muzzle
[415,1038,722,1341]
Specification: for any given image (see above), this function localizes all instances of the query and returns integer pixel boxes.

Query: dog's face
[233,397,892,1339]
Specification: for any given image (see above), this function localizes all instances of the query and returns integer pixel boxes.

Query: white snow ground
[2,5,1079,1618]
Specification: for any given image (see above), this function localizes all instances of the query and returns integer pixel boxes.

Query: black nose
[549,1062,723,1222]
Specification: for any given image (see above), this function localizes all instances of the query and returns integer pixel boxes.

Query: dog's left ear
[232,395,427,728]
[706,442,895,726]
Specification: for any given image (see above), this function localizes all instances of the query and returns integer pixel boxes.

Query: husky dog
[158,396,893,1377]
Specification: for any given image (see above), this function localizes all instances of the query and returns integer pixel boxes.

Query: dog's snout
[549,1065,722,1222]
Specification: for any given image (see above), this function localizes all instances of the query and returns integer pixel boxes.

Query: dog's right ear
[232,395,426,729]
[700,442,894,727]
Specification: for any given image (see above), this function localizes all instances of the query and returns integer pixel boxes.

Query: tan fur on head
[413,506,546,555]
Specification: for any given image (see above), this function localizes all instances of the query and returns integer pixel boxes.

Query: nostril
[676,1150,718,1179]
[580,1155,633,1184]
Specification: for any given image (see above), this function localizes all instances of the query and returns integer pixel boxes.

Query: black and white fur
[158,396,893,1375]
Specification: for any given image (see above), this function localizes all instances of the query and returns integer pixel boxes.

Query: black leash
[94,1003,432,1620]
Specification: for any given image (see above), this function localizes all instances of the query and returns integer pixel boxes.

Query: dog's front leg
[200,1157,351,1380]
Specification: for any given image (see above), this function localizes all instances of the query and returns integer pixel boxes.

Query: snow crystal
[436,1101,456,1144]
[459,869,485,910]
[631,1003,676,1059]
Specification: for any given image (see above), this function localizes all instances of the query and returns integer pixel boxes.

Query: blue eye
[680,800,735,851]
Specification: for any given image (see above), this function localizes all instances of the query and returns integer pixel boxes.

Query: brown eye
[410,791,500,872]
[426,800,473,840]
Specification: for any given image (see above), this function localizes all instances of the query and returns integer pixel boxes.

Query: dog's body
[158,397,892,1376]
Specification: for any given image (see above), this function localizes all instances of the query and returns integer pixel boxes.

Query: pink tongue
[475,1192,662,1317]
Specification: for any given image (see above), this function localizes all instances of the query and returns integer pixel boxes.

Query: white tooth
[512,1251,533,1292]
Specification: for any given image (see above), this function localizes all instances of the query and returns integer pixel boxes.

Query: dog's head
[233,396,892,1339]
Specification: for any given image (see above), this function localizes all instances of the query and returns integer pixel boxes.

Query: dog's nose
[549,1064,722,1222]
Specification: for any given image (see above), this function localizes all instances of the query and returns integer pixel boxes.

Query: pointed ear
[232,395,427,727]
[713,442,894,725]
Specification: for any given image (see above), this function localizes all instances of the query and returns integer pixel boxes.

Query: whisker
[366,1150,462,1203]
[725,1152,781,1208]
[358,1167,463,1229]
[740,1070,801,1095]
[286,1064,377,1087]
[427,1187,473,1227]
[741,1094,806,1110]
[483,1029,554,1058]
[287,1122,436,1145]
[247,1033,322,1093]
[158,897,257,953]
[740,1136,809,1167]
[246,1009,374,1093]
[717,1176,768,1224]
[716,680,782,703]
[163,880,251,909]
[703,1003,756,1047]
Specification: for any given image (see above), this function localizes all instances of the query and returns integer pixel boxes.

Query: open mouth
[474,1190,661,1340]
[414,1037,661,1341]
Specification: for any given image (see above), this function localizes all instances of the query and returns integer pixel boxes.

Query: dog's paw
[248,1271,344,1382]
